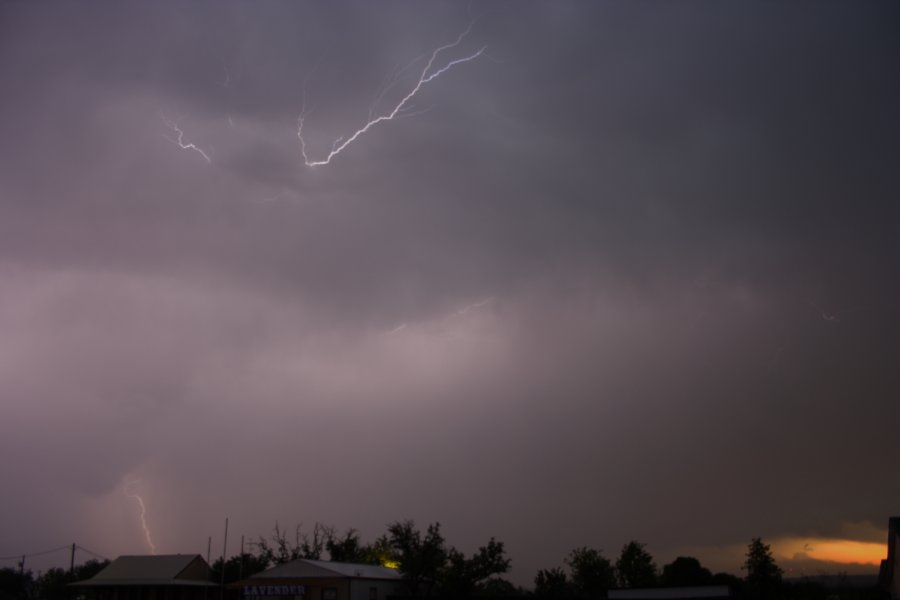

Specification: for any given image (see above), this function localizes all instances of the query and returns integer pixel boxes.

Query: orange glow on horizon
[775,538,885,566]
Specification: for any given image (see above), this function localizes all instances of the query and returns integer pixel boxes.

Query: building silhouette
[880,517,900,599]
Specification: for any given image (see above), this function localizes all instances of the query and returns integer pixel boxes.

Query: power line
[75,545,110,561]
[0,544,110,564]
[0,545,70,561]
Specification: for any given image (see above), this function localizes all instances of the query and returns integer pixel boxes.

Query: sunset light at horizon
[774,537,886,566]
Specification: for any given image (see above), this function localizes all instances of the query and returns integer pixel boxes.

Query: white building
[233,559,403,600]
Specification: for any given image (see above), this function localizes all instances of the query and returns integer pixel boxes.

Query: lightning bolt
[123,480,157,555]
[385,297,494,335]
[450,297,494,317]
[259,188,293,203]
[218,65,232,89]
[160,113,212,164]
[388,323,408,335]
[297,22,486,167]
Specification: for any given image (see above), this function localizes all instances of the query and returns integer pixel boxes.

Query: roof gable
[92,555,209,582]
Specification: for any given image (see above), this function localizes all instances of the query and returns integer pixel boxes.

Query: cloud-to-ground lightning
[297,23,486,167]
[123,480,157,555]
[160,114,212,164]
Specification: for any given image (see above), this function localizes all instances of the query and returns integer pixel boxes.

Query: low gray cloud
[1,0,898,584]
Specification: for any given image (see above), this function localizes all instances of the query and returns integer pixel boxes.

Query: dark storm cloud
[1,0,898,583]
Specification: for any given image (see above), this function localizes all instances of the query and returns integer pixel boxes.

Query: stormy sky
[1,0,899,583]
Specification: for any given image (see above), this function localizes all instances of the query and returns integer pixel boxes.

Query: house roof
[71,555,217,587]
[250,559,401,581]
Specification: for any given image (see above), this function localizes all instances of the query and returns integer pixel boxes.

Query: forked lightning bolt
[124,480,157,555]
[160,114,212,164]
[297,23,486,167]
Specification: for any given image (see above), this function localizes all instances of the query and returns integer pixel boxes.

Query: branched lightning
[123,480,157,555]
[160,114,212,164]
[297,23,486,167]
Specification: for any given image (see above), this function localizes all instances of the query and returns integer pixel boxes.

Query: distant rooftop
[250,559,401,581]
[72,554,216,588]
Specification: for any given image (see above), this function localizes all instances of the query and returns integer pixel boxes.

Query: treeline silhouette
[1,524,886,600]
[0,559,108,600]
[216,523,885,600]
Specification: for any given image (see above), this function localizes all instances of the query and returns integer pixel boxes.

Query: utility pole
[19,555,25,575]
[239,536,244,580]
[70,543,76,573]
[220,518,229,600]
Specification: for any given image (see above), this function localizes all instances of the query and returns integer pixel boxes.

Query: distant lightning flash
[451,297,494,317]
[386,296,494,335]
[297,23,486,167]
[123,480,157,555]
[160,114,212,164]
[807,300,861,323]
[388,323,408,335]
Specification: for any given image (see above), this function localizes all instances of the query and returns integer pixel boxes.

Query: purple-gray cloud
[1,0,898,584]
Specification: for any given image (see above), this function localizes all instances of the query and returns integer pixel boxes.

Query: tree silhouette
[255,522,333,565]
[34,568,72,600]
[325,529,369,564]
[534,567,569,600]
[387,520,448,598]
[4,559,109,600]
[359,534,395,567]
[386,521,510,598]
[742,538,782,599]
[660,556,712,587]
[478,577,522,598]
[0,567,33,600]
[210,553,269,584]
[565,547,614,596]
[441,538,510,598]
[615,541,657,588]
